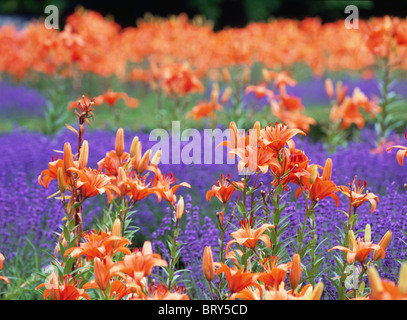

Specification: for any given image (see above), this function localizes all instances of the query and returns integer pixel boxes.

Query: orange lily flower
[279,94,304,112]
[226,223,274,251]
[260,122,305,152]
[232,142,281,174]
[83,279,132,300]
[296,159,339,207]
[215,263,261,294]
[38,157,67,188]
[109,241,168,284]
[64,228,131,260]
[328,237,384,264]
[337,178,379,213]
[68,167,121,203]
[122,176,152,203]
[258,256,291,289]
[150,167,191,205]
[92,256,120,292]
[35,272,90,300]
[269,70,297,97]
[94,89,139,109]
[132,283,190,300]
[98,150,130,177]
[206,173,244,204]
[38,142,77,188]
[263,282,323,300]
[186,100,222,121]
[386,132,407,166]
[245,84,274,100]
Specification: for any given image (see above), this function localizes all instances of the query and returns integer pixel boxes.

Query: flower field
[1,8,407,302]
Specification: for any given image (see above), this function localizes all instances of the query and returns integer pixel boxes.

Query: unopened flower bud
[111,218,121,238]
[367,267,383,298]
[211,83,219,105]
[130,136,139,158]
[262,68,271,83]
[175,196,184,221]
[78,140,88,169]
[57,167,67,194]
[221,68,231,83]
[289,254,302,290]
[63,142,75,175]
[202,246,215,282]
[365,224,371,242]
[311,282,324,300]
[373,230,392,261]
[115,128,124,158]
[398,262,407,294]
[111,218,122,248]
[137,150,151,174]
[151,150,161,167]
[220,86,232,104]
[325,78,334,100]
[216,211,225,228]
[310,166,319,185]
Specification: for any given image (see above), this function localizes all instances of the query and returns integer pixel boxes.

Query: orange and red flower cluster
[1,10,407,81]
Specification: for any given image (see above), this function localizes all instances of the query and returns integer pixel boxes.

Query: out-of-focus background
[1,0,406,29]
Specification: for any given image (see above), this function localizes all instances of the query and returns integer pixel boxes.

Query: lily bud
[137,150,152,174]
[57,167,67,194]
[325,78,334,100]
[63,142,75,176]
[111,218,121,238]
[322,158,332,181]
[289,254,302,290]
[364,224,371,242]
[398,262,407,294]
[210,83,219,104]
[367,267,383,298]
[310,165,319,185]
[348,230,356,250]
[202,246,215,282]
[78,140,89,170]
[216,211,225,228]
[151,150,161,167]
[175,196,185,221]
[66,194,74,215]
[262,68,271,83]
[115,128,124,158]
[111,218,122,248]
[311,282,324,300]
[221,68,231,83]
[373,230,392,261]
[220,86,232,104]
[130,136,139,158]
[336,81,348,105]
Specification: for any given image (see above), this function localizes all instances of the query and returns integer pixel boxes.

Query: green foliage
[244,0,281,22]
